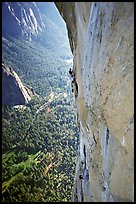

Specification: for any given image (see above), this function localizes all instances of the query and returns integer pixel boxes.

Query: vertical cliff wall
[55,2,134,202]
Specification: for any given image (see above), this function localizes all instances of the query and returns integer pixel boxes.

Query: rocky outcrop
[55,2,134,202]
[2,2,44,40]
[2,62,33,106]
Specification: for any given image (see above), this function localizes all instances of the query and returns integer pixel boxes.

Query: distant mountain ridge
[2,62,34,106]
[2,2,45,40]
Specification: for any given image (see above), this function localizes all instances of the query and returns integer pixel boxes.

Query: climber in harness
[69,68,75,78]
[79,174,84,180]
[71,78,78,98]
[79,174,84,202]
[69,68,78,97]
[69,68,72,75]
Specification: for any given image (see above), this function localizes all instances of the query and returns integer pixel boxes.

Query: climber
[81,161,84,165]
[69,68,73,75]
[69,68,75,78]
[79,174,84,180]
[71,78,78,98]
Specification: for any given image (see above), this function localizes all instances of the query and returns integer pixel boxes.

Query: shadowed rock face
[55,2,134,202]
[2,63,33,106]
[2,2,44,40]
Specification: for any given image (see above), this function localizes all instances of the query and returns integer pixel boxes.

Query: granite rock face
[2,62,33,106]
[56,2,134,202]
